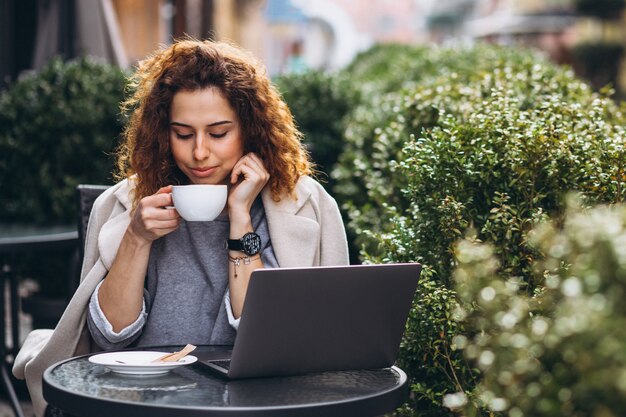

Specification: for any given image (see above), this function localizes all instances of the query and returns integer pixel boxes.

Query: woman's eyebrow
[170,121,233,128]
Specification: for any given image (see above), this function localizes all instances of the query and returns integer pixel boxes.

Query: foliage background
[455,199,626,417]
[0,57,126,297]
[0,57,125,225]
[279,44,626,416]
[3,43,625,416]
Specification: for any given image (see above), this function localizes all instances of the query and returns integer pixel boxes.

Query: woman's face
[169,87,244,185]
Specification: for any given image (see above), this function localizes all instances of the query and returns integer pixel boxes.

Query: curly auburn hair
[116,38,313,205]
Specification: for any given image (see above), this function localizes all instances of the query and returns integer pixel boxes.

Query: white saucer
[88,351,197,375]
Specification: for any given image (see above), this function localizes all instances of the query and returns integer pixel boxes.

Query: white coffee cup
[171,184,227,221]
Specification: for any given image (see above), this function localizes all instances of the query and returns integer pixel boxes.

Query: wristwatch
[226,232,261,256]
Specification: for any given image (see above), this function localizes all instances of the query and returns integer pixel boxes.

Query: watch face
[242,232,261,256]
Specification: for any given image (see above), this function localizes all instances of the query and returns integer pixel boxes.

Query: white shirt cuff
[224,290,240,330]
[89,280,147,343]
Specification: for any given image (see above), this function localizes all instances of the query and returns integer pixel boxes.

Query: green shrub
[395,78,624,287]
[343,44,430,96]
[334,44,626,415]
[276,44,434,190]
[0,56,126,224]
[275,71,362,261]
[0,56,126,297]
[274,71,358,185]
[333,45,568,255]
[455,198,626,417]
[276,45,449,263]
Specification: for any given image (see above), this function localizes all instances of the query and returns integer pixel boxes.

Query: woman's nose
[193,134,210,160]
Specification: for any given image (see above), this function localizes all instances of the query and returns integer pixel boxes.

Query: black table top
[0,224,78,253]
[43,346,408,417]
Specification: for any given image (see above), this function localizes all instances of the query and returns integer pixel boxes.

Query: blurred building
[0,0,267,89]
[1,0,425,86]
[263,0,310,75]
[464,0,578,65]
[266,0,424,75]
[2,0,625,94]
[427,0,626,95]
[331,0,422,44]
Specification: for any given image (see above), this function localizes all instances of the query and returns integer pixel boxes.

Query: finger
[241,155,264,174]
[158,207,181,220]
[156,185,173,194]
[233,163,263,184]
[144,206,180,221]
[241,161,270,186]
[142,219,180,237]
[144,191,174,209]
[231,153,258,173]
[245,154,270,180]
[147,219,180,230]
[246,153,266,170]
[235,154,268,180]
[240,152,264,169]
[231,159,248,184]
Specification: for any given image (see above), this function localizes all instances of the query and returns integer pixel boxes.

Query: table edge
[43,352,409,417]
[0,231,78,251]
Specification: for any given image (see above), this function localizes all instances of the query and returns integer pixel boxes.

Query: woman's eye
[210,132,227,139]
[175,132,193,139]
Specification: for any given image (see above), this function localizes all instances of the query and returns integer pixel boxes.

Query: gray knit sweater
[87,198,278,350]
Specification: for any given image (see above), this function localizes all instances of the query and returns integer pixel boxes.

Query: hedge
[332,44,626,415]
[0,56,126,296]
[455,198,626,416]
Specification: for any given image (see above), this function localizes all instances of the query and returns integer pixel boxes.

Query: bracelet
[228,254,261,278]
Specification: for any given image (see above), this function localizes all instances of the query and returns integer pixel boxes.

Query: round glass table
[0,224,79,417]
[43,346,408,417]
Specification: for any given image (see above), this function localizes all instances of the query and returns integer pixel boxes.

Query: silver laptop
[198,263,421,379]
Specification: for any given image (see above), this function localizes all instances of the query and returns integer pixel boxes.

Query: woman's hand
[227,153,268,318]
[101,186,178,332]
[128,185,180,244]
[228,153,270,220]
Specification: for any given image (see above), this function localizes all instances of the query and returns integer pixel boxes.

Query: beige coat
[13,176,349,417]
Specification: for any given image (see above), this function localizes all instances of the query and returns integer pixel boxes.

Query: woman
[14,39,349,417]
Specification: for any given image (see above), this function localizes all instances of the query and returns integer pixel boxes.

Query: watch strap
[226,232,261,256]
[226,238,244,251]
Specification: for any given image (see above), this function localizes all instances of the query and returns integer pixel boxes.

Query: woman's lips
[190,167,216,177]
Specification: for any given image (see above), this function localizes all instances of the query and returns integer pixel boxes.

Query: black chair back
[20,185,110,340]
[76,184,110,254]
[73,185,110,289]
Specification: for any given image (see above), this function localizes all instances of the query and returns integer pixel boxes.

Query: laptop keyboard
[210,360,232,371]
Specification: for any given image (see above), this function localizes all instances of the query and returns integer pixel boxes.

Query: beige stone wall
[212,0,267,60]
[107,0,268,66]
[111,0,168,64]
[237,0,267,62]
[213,0,238,43]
